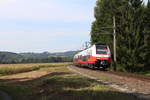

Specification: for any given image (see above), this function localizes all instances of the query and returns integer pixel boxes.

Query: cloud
[0,0,96,52]
[0,29,90,52]
[0,0,16,5]
[0,0,94,22]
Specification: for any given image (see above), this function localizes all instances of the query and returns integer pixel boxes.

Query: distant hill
[48,51,78,57]
[0,52,23,64]
[20,51,78,58]
[0,51,78,64]
[20,52,50,58]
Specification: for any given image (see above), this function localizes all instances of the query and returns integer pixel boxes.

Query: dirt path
[106,71,150,82]
[68,66,150,100]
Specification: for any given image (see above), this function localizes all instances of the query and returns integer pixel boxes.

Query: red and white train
[73,43,111,70]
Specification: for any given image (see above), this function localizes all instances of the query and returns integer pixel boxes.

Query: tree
[91,0,129,70]
[144,0,150,71]
[91,0,149,72]
[123,0,145,72]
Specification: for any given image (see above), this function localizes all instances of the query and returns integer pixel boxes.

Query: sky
[0,0,96,53]
[0,0,148,53]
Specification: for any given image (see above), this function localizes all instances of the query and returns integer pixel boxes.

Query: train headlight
[101,61,106,65]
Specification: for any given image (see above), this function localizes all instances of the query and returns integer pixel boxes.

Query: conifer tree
[126,0,145,72]
[91,0,149,72]
[144,0,150,71]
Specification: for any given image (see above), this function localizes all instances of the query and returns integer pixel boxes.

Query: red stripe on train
[74,56,111,64]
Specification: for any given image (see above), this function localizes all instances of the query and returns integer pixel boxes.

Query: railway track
[75,66,150,82]
[69,66,150,100]
[105,70,150,82]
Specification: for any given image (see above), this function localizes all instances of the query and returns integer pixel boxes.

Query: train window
[96,45,107,54]
[96,45,107,49]
[96,50,107,54]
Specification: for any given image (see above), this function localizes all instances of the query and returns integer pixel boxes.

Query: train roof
[95,42,106,46]
[74,42,109,58]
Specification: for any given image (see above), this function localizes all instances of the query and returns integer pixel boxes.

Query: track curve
[68,66,150,100]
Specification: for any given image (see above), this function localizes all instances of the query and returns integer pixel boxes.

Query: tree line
[91,0,150,72]
[0,57,73,64]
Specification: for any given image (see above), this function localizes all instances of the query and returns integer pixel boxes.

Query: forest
[91,0,150,72]
[0,52,73,64]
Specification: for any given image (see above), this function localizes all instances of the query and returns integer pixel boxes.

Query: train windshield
[96,45,107,54]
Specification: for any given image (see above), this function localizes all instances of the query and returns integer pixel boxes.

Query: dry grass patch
[0,64,139,100]
[0,63,71,75]
[38,73,138,100]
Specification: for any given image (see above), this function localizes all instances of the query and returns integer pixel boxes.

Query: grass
[133,71,150,76]
[0,63,71,75]
[0,63,138,100]
[0,93,4,100]
[141,72,150,76]
[109,65,150,78]
[41,75,137,100]
[0,84,32,100]
[145,73,150,76]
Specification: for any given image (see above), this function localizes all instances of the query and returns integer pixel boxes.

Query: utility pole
[113,16,117,70]
[85,41,89,49]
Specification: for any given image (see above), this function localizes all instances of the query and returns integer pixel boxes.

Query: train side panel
[73,43,111,70]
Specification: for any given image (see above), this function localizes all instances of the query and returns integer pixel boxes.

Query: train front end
[92,43,111,69]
